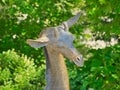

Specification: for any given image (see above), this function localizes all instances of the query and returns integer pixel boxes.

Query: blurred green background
[0,0,120,90]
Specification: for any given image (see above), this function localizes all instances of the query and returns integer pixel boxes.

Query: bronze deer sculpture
[27,12,84,90]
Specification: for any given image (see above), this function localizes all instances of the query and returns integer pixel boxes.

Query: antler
[62,11,83,31]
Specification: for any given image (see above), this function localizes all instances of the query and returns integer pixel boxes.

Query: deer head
[27,12,84,66]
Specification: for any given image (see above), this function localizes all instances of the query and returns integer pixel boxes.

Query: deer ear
[27,36,49,48]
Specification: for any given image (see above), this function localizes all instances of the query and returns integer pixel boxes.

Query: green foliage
[85,0,120,34]
[0,50,45,90]
[68,44,120,90]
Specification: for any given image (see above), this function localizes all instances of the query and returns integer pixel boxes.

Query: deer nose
[73,55,84,67]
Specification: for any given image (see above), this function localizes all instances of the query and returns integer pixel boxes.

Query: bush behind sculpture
[0,50,45,90]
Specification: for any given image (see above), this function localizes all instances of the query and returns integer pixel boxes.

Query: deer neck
[44,47,70,90]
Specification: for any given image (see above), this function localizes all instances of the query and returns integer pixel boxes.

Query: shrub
[0,50,45,90]
[68,44,120,90]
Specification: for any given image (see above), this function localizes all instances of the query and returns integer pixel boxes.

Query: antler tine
[62,11,83,31]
